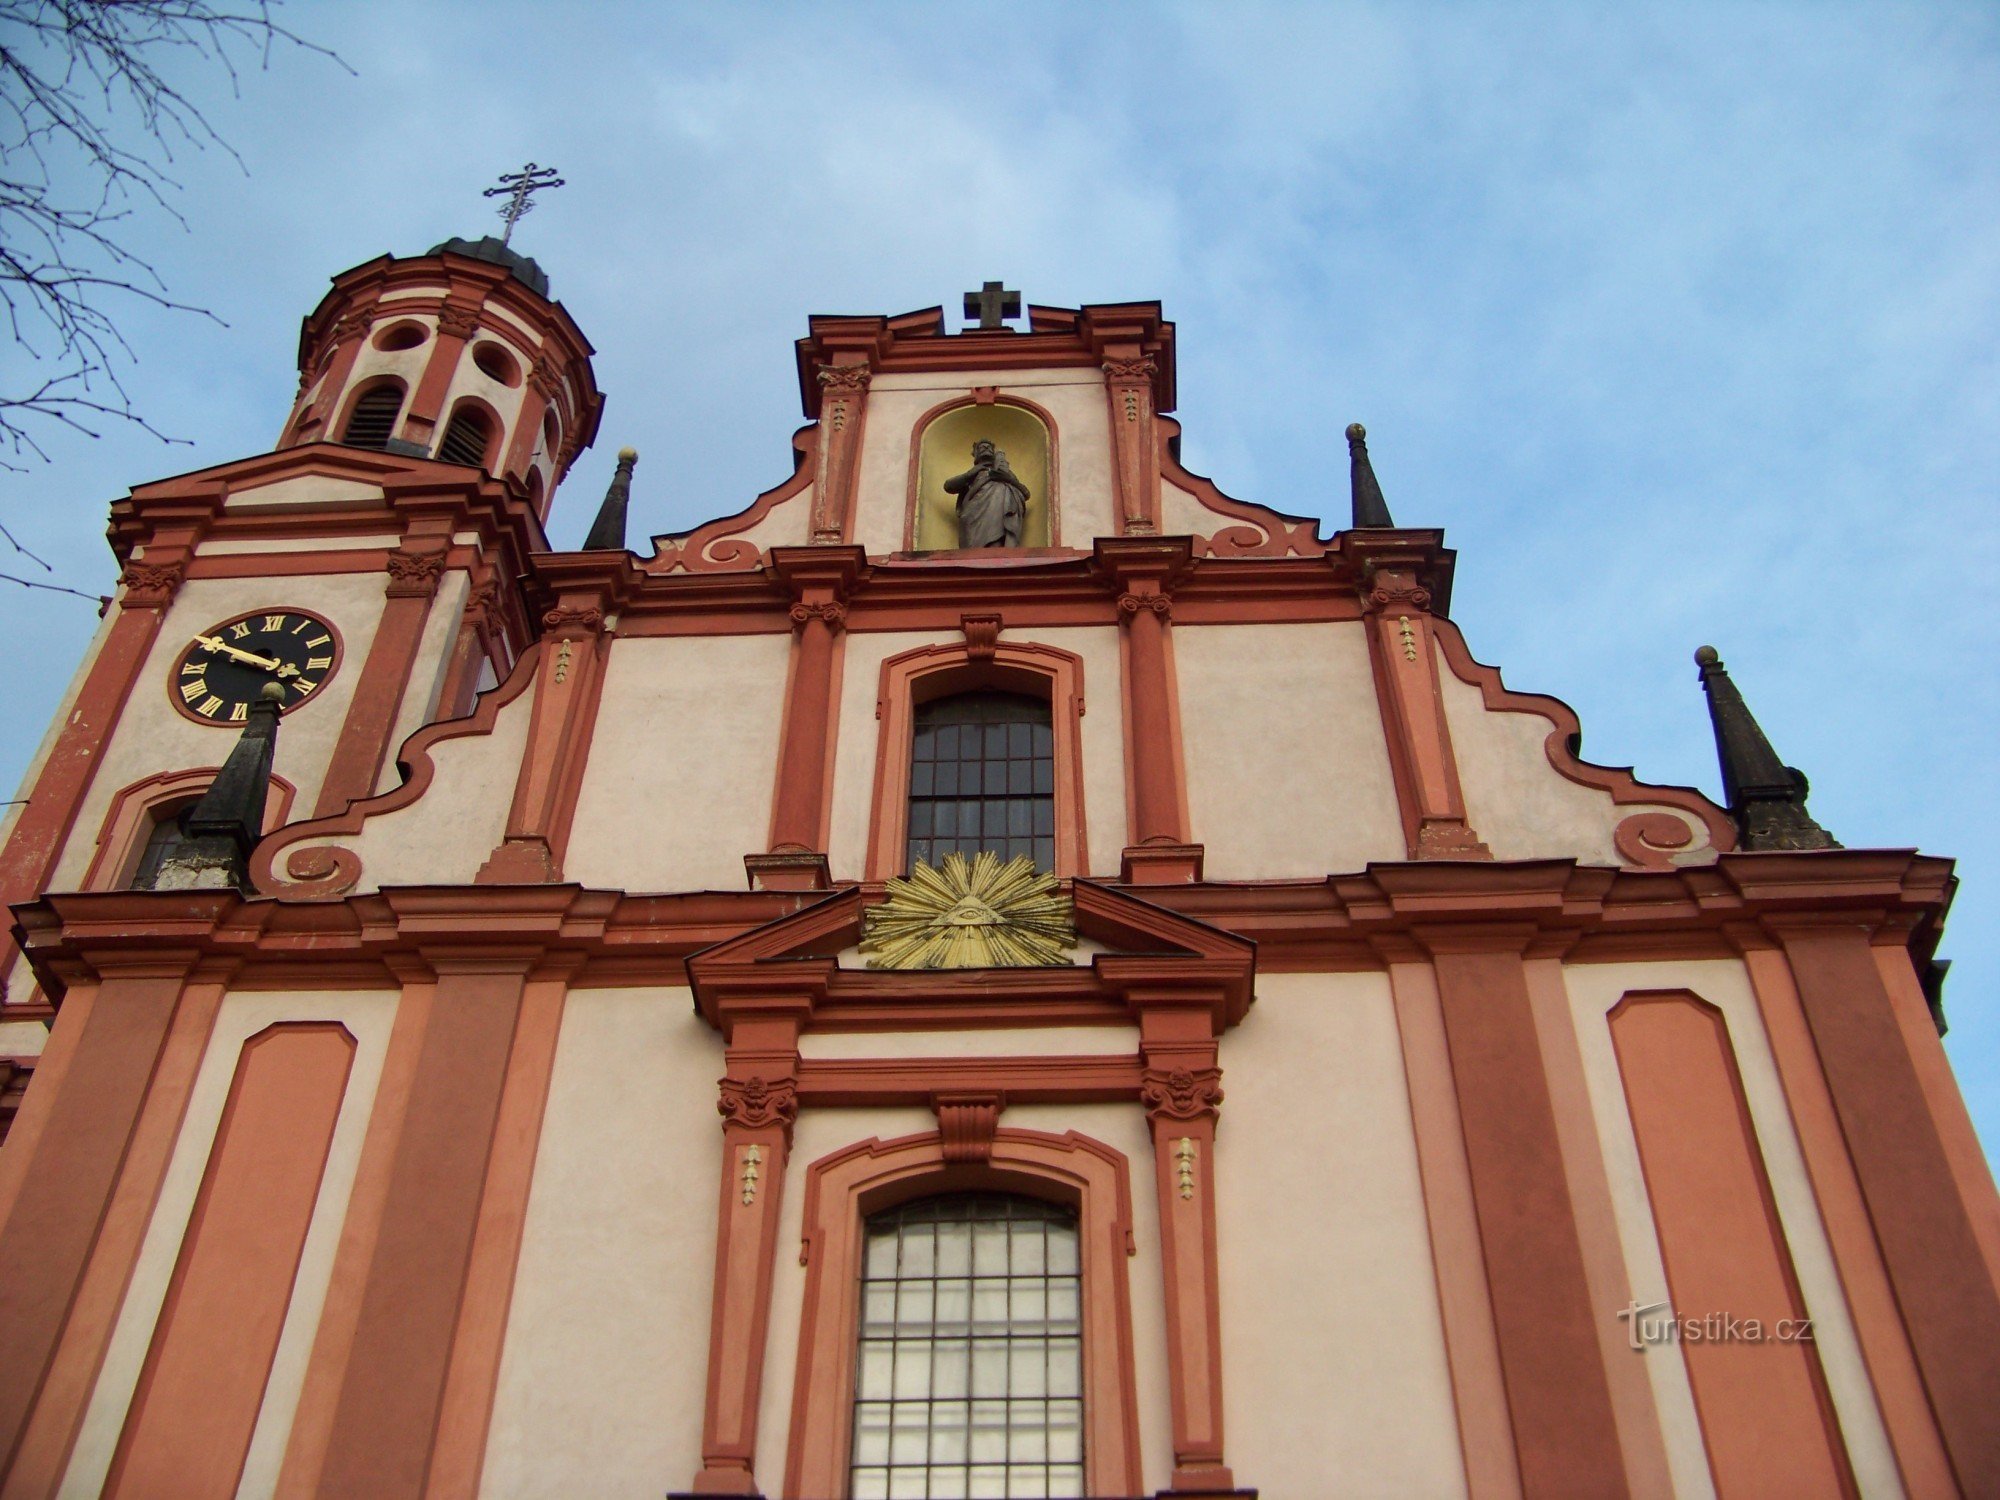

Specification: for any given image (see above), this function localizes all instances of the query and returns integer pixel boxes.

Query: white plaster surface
[1158,478,1231,544]
[59,990,397,1500]
[482,988,725,1500]
[1175,621,1406,878]
[1037,626,1128,876]
[1560,959,1902,1498]
[221,474,386,510]
[1438,647,1717,866]
[1216,970,1468,1497]
[565,632,790,893]
[328,649,532,889]
[48,570,391,892]
[849,373,1115,555]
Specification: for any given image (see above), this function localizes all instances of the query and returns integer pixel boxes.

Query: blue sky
[4,2,1996,1146]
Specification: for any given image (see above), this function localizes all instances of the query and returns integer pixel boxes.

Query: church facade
[0,240,1993,1499]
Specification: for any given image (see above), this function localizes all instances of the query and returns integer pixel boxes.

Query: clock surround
[167,608,344,727]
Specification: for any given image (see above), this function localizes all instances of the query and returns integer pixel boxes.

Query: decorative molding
[1102,357,1158,382]
[718,1073,799,1133]
[1172,1137,1198,1199]
[933,1092,1003,1164]
[436,304,480,340]
[738,1143,765,1205]
[384,548,444,598]
[527,352,562,399]
[959,611,1002,662]
[1118,590,1172,618]
[1614,811,1699,869]
[117,561,185,609]
[463,577,500,623]
[540,603,605,636]
[1141,1065,1225,1123]
[814,362,873,394]
[787,599,847,631]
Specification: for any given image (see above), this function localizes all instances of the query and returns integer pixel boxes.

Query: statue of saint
[943,439,1029,549]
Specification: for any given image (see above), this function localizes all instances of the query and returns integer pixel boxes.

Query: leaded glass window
[907,693,1054,874]
[850,1194,1083,1499]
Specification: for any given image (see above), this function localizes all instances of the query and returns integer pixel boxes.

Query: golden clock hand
[195,634,283,672]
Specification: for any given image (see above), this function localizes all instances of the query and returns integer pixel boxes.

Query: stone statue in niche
[943,439,1028,549]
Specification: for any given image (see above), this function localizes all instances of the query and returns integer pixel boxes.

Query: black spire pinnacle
[150,683,284,890]
[1346,423,1395,529]
[1694,646,1838,851]
[582,447,637,551]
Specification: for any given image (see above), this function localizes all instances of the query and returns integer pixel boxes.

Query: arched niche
[910,398,1055,550]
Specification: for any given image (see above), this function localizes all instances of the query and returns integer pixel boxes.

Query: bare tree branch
[0,1,348,466]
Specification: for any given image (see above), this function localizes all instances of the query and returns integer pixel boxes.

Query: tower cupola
[280,242,603,522]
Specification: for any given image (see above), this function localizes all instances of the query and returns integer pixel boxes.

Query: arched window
[129,803,198,889]
[435,404,492,468]
[851,1193,1082,1498]
[908,691,1054,873]
[340,383,404,450]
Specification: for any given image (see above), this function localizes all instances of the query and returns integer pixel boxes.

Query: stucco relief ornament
[117,561,185,608]
[861,851,1074,970]
[384,549,444,598]
[1140,1066,1224,1122]
[718,1074,798,1131]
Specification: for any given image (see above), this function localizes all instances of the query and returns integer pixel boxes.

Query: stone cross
[964,281,1021,330]
[484,162,565,246]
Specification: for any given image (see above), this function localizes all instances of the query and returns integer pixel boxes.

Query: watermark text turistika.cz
[1617,1301,1814,1352]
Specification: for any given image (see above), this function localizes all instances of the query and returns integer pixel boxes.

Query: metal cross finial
[483,162,565,246]
[964,281,1021,330]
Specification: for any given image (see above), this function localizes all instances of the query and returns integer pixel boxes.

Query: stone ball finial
[260,680,287,702]
[1694,645,1721,667]
[617,446,638,463]
[1346,422,1367,442]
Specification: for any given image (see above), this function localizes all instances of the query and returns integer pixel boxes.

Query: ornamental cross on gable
[964,280,1021,330]
[483,162,565,246]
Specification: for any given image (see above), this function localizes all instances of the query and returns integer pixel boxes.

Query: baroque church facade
[0,238,1993,1499]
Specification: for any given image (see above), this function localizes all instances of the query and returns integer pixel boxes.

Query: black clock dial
[171,610,340,725]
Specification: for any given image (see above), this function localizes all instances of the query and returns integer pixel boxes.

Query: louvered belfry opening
[436,406,492,469]
[340,384,403,450]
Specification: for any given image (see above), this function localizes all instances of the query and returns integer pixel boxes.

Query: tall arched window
[340,383,404,450]
[851,1193,1082,1498]
[436,404,491,468]
[908,691,1054,873]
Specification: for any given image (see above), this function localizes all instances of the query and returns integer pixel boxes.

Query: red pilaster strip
[0,556,186,997]
[1425,935,1629,1498]
[315,959,529,1500]
[294,309,374,444]
[690,1003,805,1496]
[754,548,865,891]
[433,579,499,724]
[0,964,191,1473]
[1134,991,1234,1493]
[501,361,555,486]
[475,593,609,883]
[1778,923,2000,1496]
[313,535,447,817]
[1354,546,1488,860]
[1102,356,1161,535]
[810,360,871,543]
[401,300,480,446]
[1098,538,1202,884]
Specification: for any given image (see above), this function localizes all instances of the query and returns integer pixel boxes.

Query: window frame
[867,640,1089,881]
[83,768,298,891]
[785,1128,1143,1499]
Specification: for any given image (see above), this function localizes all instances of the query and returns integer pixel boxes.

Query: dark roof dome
[426,235,550,297]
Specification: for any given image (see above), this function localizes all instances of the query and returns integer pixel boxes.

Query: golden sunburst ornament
[861,852,1075,970]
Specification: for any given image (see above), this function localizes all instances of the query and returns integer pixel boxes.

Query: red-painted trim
[1156,415,1327,560]
[782,1127,1144,1499]
[1430,617,1736,855]
[1097,539,1201,883]
[647,428,817,574]
[312,535,448,818]
[1425,938,1630,1497]
[1775,923,2000,1495]
[1609,991,1855,1496]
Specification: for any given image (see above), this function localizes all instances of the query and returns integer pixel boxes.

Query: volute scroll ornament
[1140,1065,1224,1123]
[1117,591,1171,619]
[541,604,605,636]
[718,1074,799,1132]
[788,600,848,630]
[815,362,873,395]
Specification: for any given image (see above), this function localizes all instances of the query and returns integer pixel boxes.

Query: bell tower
[279,237,603,522]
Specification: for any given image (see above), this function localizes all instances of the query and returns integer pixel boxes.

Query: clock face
[170,609,342,725]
